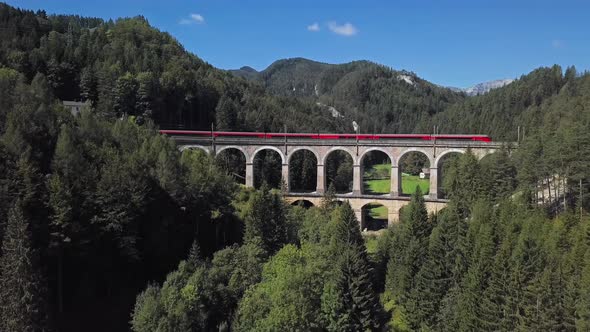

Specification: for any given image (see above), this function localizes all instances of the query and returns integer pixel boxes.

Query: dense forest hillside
[230,57,586,141]
[432,65,582,140]
[0,3,347,133]
[2,2,588,140]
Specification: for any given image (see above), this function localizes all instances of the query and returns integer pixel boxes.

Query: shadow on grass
[363,203,388,231]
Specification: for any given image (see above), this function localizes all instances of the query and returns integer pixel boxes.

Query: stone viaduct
[168,132,507,229]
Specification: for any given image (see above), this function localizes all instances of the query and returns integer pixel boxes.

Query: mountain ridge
[228,57,466,134]
[230,58,515,97]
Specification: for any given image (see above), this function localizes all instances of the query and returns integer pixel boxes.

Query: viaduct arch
[171,132,509,227]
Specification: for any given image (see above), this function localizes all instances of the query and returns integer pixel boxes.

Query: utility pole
[353,121,359,157]
[284,124,288,155]
[211,123,215,154]
[356,126,359,157]
[433,125,437,158]
[561,176,567,212]
[580,179,583,220]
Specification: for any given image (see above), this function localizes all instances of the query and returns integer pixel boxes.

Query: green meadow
[367,203,388,219]
[362,164,430,232]
[363,163,429,195]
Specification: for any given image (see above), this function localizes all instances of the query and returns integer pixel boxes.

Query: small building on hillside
[62,100,90,116]
[419,168,430,179]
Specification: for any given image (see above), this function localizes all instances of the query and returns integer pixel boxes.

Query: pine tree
[481,146,517,202]
[80,66,98,106]
[48,124,86,244]
[334,201,364,248]
[511,223,545,331]
[456,260,488,331]
[561,275,578,331]
[443,150,484,216]
[479,238,514,331]
[326,247,384,331]
[534,265,574,332]
[447,203,470,286]
[243,185,287,254]
[405,212,457,330]
[576,252,590,330]
[323,202,384,331]
[113,72,138,117]
[437,286,461,332]
[456,201,496,331]
[135,71,157,118]
[385,186,431,306]
[215,94,238,131]
[187,240,202,268]
[266,188,288,252]
[321,182,337,211]
[0,201,48,332]
[405,186,431,242]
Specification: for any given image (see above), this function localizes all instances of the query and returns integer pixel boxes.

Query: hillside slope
[2,2,587,141]
[231,57,466,133]
[432,65,578,139]
[0,4,347,133]
[231,58,586,140]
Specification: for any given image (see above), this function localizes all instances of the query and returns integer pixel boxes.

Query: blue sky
[6,0,590,87]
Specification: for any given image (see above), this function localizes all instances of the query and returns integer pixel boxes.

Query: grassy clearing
[368,204,388,219]
[363,162,429,195]
[365,179,390,194]
[401,175,429,195]
[364,235,379,254]
[373,163,391,172]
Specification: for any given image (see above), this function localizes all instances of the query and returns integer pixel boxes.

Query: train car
[159,130,492,142]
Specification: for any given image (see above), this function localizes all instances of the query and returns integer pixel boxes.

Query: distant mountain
[230,57,445,97]
[462,79,515,96]
[228,66,260,81]
[231,59,515,98]
[229,57,466,133]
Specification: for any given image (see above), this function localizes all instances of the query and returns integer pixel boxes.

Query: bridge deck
[171,135,506,149]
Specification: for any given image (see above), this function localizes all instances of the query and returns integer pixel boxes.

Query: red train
[159,130,492,142]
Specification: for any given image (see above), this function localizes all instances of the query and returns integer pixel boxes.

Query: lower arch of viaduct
[284,195,447,228]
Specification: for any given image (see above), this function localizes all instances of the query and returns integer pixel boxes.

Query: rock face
[397,74,416,86]
[463,79,514,96]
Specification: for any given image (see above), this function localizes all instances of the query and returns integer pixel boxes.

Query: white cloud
[190,14,205,23]
[327,22,357,36]
[552,39,564,49]
[179,13,205,25]
[307,22,320,32]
